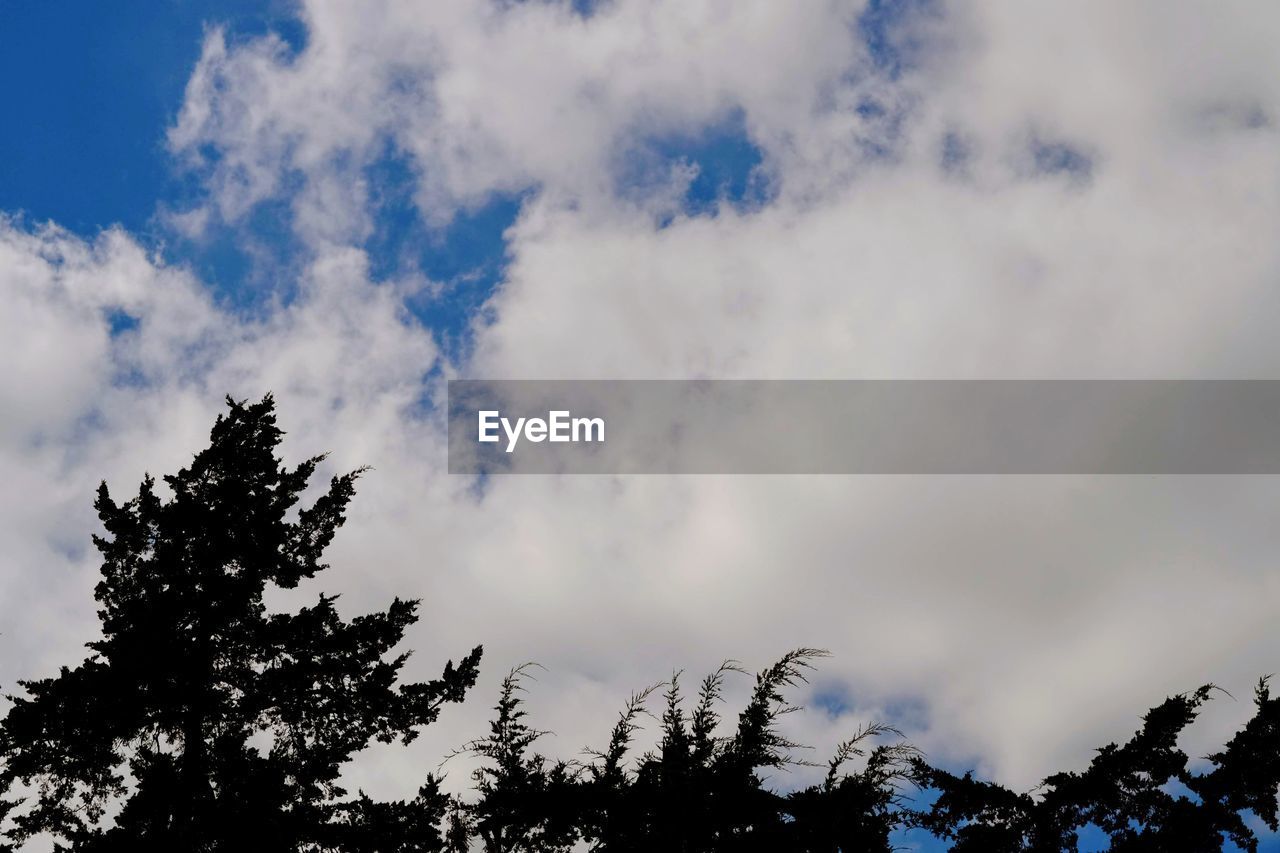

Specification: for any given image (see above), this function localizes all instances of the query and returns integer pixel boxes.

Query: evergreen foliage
[3,396,1279,852]
[0,396,481,851]
[914,681,1280,852]
[447,650,919,852]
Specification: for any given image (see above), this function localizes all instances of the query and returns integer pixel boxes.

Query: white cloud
[169,0,880,232]
[7,2,1280,828]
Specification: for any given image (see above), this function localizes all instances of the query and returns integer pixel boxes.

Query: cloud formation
[6,1,1280,819]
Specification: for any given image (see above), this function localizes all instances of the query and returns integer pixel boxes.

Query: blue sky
[0,0,926,352]
[0,1,302,234]
[3,4,1280,851]
[0,0,931,354]
[0,1,310,318]
[0,0,770,353]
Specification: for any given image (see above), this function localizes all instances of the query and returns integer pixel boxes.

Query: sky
[2,1,1280,850]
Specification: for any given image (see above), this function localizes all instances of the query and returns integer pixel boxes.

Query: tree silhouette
[4,395,1280,852]
[449,654,1280,852]
[447,650,918,853]
[445,665,579,853]
[576,649,918,852]
[0,395,481,851]
[914,680,1280,852]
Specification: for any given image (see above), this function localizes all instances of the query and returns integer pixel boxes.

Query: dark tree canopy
[2,394,1279,852]
[914,681,1280,852]
[0,395,481,852]
[446,650,919,853]
[445,665,579,853]
[444,654,1280,853]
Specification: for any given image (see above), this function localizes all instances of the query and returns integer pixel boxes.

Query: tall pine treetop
[2,395,481,852]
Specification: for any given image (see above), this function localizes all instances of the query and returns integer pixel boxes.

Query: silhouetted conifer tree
[5,395,1280,853]
[445,665,579,853]
[576,648,916,852]
[451,655,1280,851]
[450,650,917,853]
[0,396,481,852]
[783,722,921,851]
[913,680,1280,852]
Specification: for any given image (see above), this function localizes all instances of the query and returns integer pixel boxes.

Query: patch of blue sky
[1236,814,1280,853]
[363,151,424,283]
[616,109,772,227]
[410,192,525,362]
[809,679,932,738]
[854,93,912,163]
[810,685,854,719]
[104,308,140,337]
[940,131,971,174]
[0,0,304,237]
[887,787,946,852]
[1031,138,1094,182]
[176,193,307,315]
[665,114,771,216]
[505,0,608,19]
[361,147,527,361]
[842,0,943,170]
[857,0,941,80]
[0,0,314,330]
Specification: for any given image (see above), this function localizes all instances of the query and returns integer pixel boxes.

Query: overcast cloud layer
[4,0,1280,834]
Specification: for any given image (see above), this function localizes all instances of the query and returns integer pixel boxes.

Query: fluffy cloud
[168,0,883,234]
[7,1,1280,820]
[0,222,436,685]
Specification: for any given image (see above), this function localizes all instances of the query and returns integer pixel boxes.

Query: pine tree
[913,680,1280,852]
[0,395,481,852]
[447,665,579,853]
[493,650,915,853]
